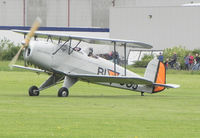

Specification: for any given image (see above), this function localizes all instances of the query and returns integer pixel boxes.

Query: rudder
[144,59,166,93]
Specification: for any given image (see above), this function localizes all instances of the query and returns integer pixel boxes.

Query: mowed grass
[0,62,200,137]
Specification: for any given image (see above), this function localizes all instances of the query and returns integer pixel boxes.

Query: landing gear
[29,86,40,96]
[58,87,69,97]
[141,92,144,96]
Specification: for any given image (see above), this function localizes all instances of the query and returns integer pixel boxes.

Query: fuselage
[24,40,153,93]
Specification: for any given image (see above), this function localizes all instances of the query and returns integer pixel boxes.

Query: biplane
[10,18,179,97]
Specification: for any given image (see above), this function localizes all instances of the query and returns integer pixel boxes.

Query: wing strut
[113,42,127,76]
[113,41,117,76]
[52,39,70,55]
[124,43,127,76]
[68,39,76,55]
[68,40,81,55]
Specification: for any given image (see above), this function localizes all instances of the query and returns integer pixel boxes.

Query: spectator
[169,52,177,68]
[189,53,194,70]
[194,53,200,64]
[184,54,190,70]
[164,58,169,70]
[158,52,164,62]
[192,53,200,70]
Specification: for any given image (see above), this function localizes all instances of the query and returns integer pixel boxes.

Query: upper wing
[67,73,153,85]
[13,30,153,49]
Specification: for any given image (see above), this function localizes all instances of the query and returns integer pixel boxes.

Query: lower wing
[12,65,180,91]
[67,73,153,85]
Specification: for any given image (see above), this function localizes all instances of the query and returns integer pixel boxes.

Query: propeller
[9,17,42,68]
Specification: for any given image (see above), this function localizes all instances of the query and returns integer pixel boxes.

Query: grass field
[0,61,200,137]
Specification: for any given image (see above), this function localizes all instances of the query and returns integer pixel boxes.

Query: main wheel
[29,86,39,96]
[58,87,69,97]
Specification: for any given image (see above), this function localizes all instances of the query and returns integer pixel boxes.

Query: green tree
[0,38,22,60]
[133,54,154,67]
[163,46,190,69]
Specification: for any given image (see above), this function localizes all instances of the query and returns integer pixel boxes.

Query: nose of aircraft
[23,41,33,60]
[23,40,54,70]
[21,40,25,46]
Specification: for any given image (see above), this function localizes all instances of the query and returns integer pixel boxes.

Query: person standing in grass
[195,53,200,64]
[192,53,200,70]
[189,53,194,70]
[158,52,164,62]
[164,58,169,70]
[184,54,190,70]
[169,52,177,68]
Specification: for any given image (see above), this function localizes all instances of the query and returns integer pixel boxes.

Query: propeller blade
[24,17,42,47]
[9,17,42,68]
[9,45,24,68]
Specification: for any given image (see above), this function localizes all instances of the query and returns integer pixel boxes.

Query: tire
[29,86,39,96]
[58,87,69,97]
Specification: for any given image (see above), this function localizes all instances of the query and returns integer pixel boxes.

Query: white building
[0,0,114,27]
[1,0,200,28]
[110,6,200,50]
[1,0,200,51]
[110,0,200,50]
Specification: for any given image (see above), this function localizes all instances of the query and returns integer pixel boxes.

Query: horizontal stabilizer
[153,83,180,88]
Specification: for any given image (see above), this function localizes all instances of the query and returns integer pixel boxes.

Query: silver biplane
[10,18,179,97]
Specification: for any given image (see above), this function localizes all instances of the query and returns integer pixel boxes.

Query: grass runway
[0,64,200,137]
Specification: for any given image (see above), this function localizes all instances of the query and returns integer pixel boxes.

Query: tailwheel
[58,87,69,97]
[29,86,39,96]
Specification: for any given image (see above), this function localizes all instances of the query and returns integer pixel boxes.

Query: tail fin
[144,59,166,93]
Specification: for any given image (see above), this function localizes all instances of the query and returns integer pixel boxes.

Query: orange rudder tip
[153,61,166,93]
